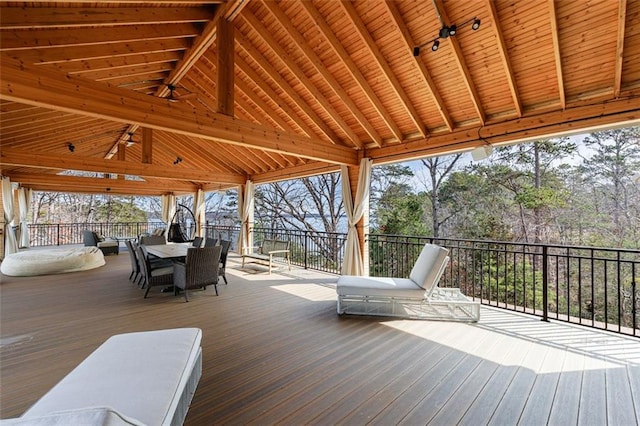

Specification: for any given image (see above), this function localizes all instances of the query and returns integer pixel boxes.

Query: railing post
[304,230,309,270]
[542,245,549,322]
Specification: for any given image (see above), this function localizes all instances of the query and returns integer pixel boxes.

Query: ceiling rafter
[6,172,199,196]
[107,1,247,159]
[339,0,427,139]
[12,38,191,65]
[548,0,565,110]
[614,0,627,98]
[234,35,341,143]
[0,6,213,29]
[1,149,245,184]
[263,1,382,148]
[433,0,485,126]
[383,1,454,133]
[240,9,362,148]
[1,24,200,51]
[486,0,522,117]
[1,57,357,165]
[231,51,314,139]
[299,2,403,144]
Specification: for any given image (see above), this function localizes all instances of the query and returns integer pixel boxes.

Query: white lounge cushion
[409,244,449,291]
[2,406,145,425]
[336,276,426,298]
[22,328,202,426]
[0,247,105,277]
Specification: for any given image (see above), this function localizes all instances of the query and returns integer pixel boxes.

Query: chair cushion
[97,241,118,248]
[3,406,145,425]
[22,328,202,426]
[336,276,425,298]
[409,244,449,291]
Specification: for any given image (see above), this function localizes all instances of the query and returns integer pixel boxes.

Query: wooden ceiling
[1,0,639,196]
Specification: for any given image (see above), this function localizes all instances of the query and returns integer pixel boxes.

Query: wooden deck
[1,249,639,425]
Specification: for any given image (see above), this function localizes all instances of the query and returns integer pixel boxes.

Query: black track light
[67,143,75,152]
[413,15,480,55]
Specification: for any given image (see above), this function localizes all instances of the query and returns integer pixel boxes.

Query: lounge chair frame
[337,244,480,322]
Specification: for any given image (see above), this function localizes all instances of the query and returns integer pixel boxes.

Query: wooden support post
[346,161,369,275]
[217,16,234,116]
[117,144,125,179]
[142,127,153,164]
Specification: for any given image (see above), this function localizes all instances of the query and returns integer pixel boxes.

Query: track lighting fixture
[67,143,75,152]
[173,157,182,165]
[413,15,481,56]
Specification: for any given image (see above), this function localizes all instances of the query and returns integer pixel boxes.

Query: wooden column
[216,15,234,116]
[142,127,153,164]
[117,144,125,179]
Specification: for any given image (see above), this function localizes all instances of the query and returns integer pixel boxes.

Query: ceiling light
[413,16,480,55]
[67,143,75,153]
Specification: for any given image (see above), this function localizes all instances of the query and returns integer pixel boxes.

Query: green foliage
[92,196,146,223]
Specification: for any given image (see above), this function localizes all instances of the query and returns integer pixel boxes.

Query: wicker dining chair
[173,246,222,302]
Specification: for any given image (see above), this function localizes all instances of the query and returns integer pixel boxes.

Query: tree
[579,127,640,247]
[417,154,464,237]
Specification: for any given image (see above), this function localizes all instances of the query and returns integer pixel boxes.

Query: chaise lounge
[336,243,480,321]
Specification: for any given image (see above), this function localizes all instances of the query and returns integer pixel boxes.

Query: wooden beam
[367,97,640,164]
[548,0,566,110]
[0,58,357,165]
[216,14,235,116]
[7,172,198,196]
[434,0,485,126]
[339,0,427,139]
[300,1,403,143]
[1,149,246,184]
[241,10,362,148]
[0,6,213,29]
[264,1,381,148]
[383,1,454,132]
[614,0,627,98]
[486,0,523,117]
[142,128,153,164]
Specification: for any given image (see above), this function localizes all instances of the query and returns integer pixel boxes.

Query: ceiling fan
[166,84,198,102]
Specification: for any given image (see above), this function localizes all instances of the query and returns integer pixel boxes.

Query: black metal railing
[23,222,639,337]
[27,222,166,247]
[368,234,640,337]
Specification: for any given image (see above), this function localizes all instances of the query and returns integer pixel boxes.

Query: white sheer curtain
[18,186,32,248]
[194,189,205,238]
[2,177,18,255]
[340,158,372,276]
[237,180,254,255]
[161,194,176,237]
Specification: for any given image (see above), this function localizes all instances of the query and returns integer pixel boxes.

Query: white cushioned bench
[337,244,480,322]
[6,328,202,426]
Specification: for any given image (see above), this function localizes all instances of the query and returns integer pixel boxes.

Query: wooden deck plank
[1,250,639,425]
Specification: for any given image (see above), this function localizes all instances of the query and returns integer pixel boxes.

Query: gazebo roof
[1,0,639,195]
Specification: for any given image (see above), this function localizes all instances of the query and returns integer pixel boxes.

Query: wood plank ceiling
[1,0,639,196]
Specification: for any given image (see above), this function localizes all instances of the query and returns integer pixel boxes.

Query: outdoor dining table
[145,242,191,260]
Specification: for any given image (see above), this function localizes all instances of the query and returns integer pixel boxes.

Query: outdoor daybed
[0,247,105,277]
[336,243,480,321]
[4,328,202,426]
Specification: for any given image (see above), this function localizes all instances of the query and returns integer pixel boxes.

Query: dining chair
[174,246,222,301]
[124,239,140,283]
[204,237,218,248]
[218,240,231,284]
[192,236,203,247]
[137,245,174,297]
